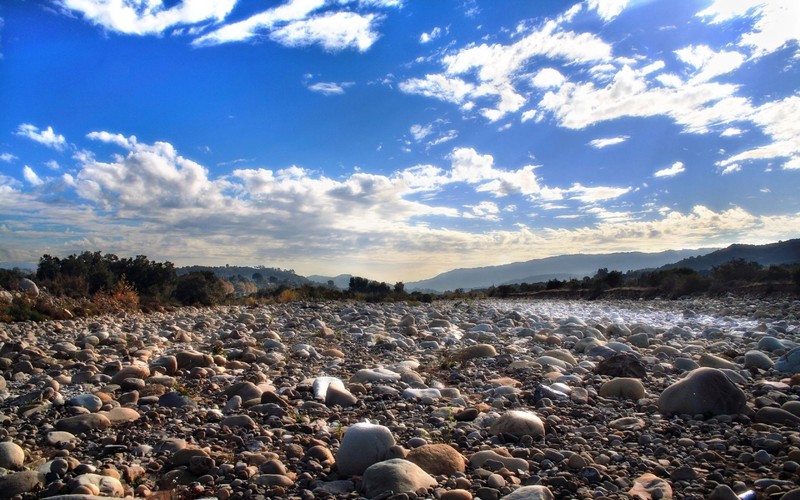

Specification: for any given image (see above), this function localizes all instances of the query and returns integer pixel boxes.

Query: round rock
[500,485,555,500]
[362,458,436,498]
[406,443,466,476]
[599,377,646,400]
[336,422,396,476]
[489,410,545,438]
[658,367,747,417]
[0,441,25,469]
[55,414,111,434]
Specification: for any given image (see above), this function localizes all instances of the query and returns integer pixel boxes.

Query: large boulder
[18,278,39,297]
[336,422,396,476]
[658,367,747,417]
[406,444,466,476]
[362,459,436,497]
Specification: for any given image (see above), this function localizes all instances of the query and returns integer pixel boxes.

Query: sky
[0,0,799,283]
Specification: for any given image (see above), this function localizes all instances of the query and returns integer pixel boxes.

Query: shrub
[173,271,227,306]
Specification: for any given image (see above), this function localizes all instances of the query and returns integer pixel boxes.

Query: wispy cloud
[56,0,237,36]
[419,26,442,44]
[15,124,67,151]
[654,161,686,178]
[307,81,354,95]
[0,153,17,163]
[588,136,629,149]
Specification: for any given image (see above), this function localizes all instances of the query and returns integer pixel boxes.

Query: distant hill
[178,265,311,287]
[661,239,800,271]
[307,274,353,289]
[406,249,712,292]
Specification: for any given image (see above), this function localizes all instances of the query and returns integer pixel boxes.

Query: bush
[172,271,228,306]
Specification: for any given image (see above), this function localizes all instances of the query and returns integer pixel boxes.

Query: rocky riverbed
[0,297,799,500]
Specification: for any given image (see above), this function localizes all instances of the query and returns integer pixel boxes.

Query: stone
[0,470,44,498]
[0,441,25,469]
[55,413,111,434]
[312,376,346,400]
[757,336,787,352]
[221,415,257,429]
[361,458,436,497]
[67,393,103,412]
[175,350,213,370]
[109,364,150,385]
[324,385,357,407]
[18,278,39,296]
[406,444,466,476]
[500,485,555,499]
[754,407,800,427]
[100,407,140,425]
[595,353,646,378]
[222,381,262,402]
[336,422,396,476]
[599,377,646,400]
[470,450,529,472]
[776,347,800,374]
[158,391,197,408]
[708,484,740,500]
[628,473,672,499]
[441,489,473,500]
[744,350,774,370]
[699,353,737,370]
[658,367,747,417]
[402,388,442,400]
[69,473,124,497]
[349,368,400,384]
[608,416,645,431]
[46,431,77,447]
[151,355,178,375]
[489,410,545,438]
[456,344,497,361]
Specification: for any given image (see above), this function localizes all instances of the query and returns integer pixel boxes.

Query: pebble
[336,422,396,476]
[489,410,545,438]
[599,377,646,400]
[0,441,25,469]
[500,485,555,500]
[406,444,466,476]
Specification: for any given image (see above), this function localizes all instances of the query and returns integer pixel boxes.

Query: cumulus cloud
[400,18,612,122]
[57,0,237,36]
[697,0,800,58]
[22,166,43,186]
[654,161,686,178]
[531,68,566,89]
[87,130,137,149]
[587,0,629,21]
[16,124,68,150]
[588,136,629,148]
[464,201,500,221]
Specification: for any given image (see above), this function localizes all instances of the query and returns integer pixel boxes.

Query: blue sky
[0,0,798,282]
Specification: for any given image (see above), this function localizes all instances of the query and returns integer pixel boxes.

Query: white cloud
[87,130,137,149]
[57,0,237,36]
[307,81,353,95]
[401,18,612,122]
[697,0,800,58]
[410,123,433,141]
[192,0,326,46]
[269,11,380,52]
[719,164,742,175]
[16,124,67,150]
[22,166,43,186]
[568,183,631,203]
[464,201,500,221]
[419,26,442,44]
[588,136,629,148]
[587,0,629,21]
[654,161,685,178]
[428,130,458,147]
[531,68,566,89]
[44,160,61,171]
[715,95,800,171]
[721,127,743,137]
[674,44,746,83]
[0,153,17,163]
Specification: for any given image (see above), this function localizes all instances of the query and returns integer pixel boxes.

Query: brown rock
[407,444,466,476]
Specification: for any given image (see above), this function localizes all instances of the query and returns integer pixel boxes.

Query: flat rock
[470,450,529,472]
[100,407,140,425]
[658,367,747,417]
[776,347,800,374]
[362,458,436,497]
[406,443,466,476]
[336,422,396,476]
[456,344,497,361]
[324,384,358,407]
[69,473,124,497]
[55,413,111,434]
[595,353,646,378]
[0,470,44,498]
[754,407,800,427]
[489,410,545,438]
[500,485,555,500]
